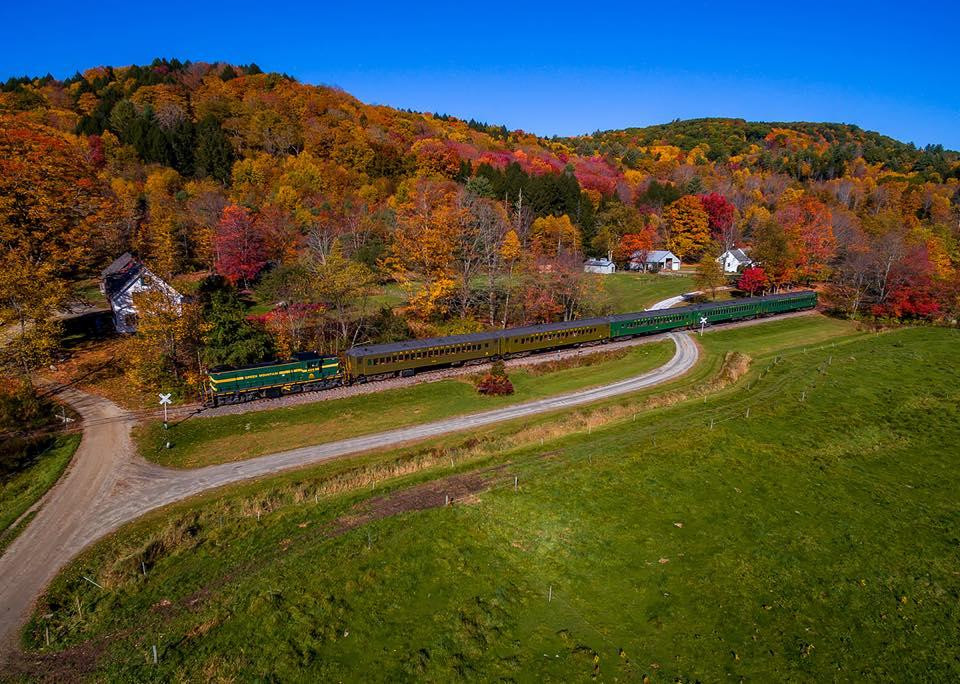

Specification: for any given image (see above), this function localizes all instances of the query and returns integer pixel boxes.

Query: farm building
[717,247,752,273]
[583,257,616,274]
[100,253,182,334]
[630,249,681,272]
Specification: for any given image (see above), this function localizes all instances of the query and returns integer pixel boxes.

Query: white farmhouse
[629,249,681,272]
[717,247,752,273]
[583,257,616,274]
[100,253,182,333]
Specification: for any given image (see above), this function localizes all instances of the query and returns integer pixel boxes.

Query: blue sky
[3,1,958,148]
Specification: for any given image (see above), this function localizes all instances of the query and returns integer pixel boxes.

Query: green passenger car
[608,309,690,338]
[690,291,817,326]
[207,353,341,405]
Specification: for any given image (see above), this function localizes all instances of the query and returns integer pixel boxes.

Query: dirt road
[0,387,136,661]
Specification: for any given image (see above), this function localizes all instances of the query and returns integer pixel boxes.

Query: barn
[630,249,681,272]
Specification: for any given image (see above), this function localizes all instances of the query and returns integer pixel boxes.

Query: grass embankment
[600,272,694,312]
[20,316,946,683]
[0,435,81,554]
[138,341,675,468]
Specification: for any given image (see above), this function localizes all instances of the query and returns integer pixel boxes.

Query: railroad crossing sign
[158,392,172,426]
[699,316,708,336]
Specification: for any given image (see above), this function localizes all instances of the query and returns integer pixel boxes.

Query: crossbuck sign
[158,392,172,425]
[699,316,708,336]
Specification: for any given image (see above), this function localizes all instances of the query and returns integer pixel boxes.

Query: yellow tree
[498,229,523,327]
[308,240,376,348]
[531,214,581,258]
[500,229,522,263]
[125,287,206,390]
[694,251,727,300]
[383,179,464,319]
[665,195,710,260]
[140,168,183,279]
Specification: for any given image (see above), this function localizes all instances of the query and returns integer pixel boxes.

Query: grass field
[139,340,676,468]
[24,316,956,683]
[0,435,80,554]
[599,272,695,312]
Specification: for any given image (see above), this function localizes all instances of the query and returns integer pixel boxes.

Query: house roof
[724,248,751,263]
[632,249,677,262]
[101,253,145,298]
[584,258,614,267]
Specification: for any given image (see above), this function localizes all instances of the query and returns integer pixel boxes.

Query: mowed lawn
[25,320,959,682]
[140,340,676,468]
[599,272,695,312]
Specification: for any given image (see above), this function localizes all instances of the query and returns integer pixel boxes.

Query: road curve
[0,331,697,662]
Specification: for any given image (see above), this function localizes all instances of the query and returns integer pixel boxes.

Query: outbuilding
[630,249,681,272]
[717,247,752,273]
[100,253,182,333]
[583,257,616,274]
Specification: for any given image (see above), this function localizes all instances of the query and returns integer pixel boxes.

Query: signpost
[158,392,172,428]
[699,316,708,336]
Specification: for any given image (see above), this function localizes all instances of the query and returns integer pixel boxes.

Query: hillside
[0,58,958,397]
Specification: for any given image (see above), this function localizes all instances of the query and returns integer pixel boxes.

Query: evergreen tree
[168,119,196,176]
[202,288,275,368]
[194,117,235,184]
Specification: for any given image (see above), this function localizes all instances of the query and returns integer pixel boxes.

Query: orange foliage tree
[775,195,836,282]
[665,195,710,260]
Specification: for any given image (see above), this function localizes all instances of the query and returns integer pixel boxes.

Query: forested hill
[564,118,958,181]
[2,60,956,189]
[1,58,958,387]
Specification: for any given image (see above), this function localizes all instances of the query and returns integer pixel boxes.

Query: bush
[476,361,514,396]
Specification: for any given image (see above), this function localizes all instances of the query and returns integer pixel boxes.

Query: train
[204,290,817,406]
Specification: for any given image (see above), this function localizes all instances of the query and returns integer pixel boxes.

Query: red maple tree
[699,192,735,243]
[214,205,268,287]
[737,267,768,295]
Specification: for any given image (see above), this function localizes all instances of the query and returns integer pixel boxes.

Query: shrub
[476,362,514,396]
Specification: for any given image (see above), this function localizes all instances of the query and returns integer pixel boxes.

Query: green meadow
[23,319,960,681]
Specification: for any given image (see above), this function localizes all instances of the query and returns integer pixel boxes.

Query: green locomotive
[205,290,816,406]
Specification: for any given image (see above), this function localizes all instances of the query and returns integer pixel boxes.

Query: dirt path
[0,387,136,661]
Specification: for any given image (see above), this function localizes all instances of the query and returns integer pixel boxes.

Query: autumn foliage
[476,360,514,396]
[214,205,268,287]
[737,267,769,296]
[1,58,959,389]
